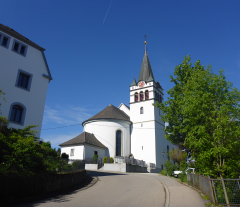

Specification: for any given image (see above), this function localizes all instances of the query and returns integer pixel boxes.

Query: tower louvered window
[145,90,149,100]
[140,91,144,101]
[135,92,138,102]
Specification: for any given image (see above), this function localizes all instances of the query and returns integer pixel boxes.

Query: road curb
[158,179,170,207]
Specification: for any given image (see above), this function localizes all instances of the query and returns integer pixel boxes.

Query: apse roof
[82,104,130,125]
[59,131,108,149]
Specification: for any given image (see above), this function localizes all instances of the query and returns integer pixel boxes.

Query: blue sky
[1,0,240,149]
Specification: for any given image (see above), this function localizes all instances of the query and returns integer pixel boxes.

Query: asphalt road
[14,171,165,207]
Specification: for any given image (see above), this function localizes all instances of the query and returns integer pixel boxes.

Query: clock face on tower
[138,81,145,88]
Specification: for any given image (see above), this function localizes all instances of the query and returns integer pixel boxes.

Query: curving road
[15,171,165,207]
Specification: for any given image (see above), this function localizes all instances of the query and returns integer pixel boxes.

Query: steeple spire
[144,34,147,55]
[138,37,155,82]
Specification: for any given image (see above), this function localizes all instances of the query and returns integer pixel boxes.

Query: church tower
[130,40,168,171]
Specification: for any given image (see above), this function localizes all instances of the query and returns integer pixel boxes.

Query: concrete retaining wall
[85,164,99,170]
[101,163,147,173]
[147,167,161,173]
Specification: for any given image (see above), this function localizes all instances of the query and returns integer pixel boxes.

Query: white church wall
[118,103,130,116]
[84,119,131,158]
[130,99,155,124]
[84,144,106,160]
[131,120,156,164]
[61,145,84,160]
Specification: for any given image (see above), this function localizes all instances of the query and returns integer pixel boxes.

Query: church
[60,41,174,172]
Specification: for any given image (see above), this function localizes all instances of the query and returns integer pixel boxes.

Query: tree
[168,148,187,169]
[157,55,240,177]
[181,68,240,178]
[155,55,207,146]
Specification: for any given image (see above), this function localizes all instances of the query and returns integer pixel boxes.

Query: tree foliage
[182,67,240,178]
[157,55,240,178]
[155,55,207,146]
[0,116,60,174]
[168,148,187,169]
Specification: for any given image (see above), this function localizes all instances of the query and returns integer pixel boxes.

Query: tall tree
[182,68,240,178]
[155,55,207,146]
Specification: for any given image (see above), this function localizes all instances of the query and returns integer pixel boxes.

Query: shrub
[72,161,78,171]
[179,172,187,183]
[160,169,167,176]
[93,154,98,164]
[164,160,177,176]
[110,157,114,163]
[103,157,107,163]
[61,153,69,159]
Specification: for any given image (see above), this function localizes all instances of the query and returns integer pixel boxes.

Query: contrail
[103,0,113,24]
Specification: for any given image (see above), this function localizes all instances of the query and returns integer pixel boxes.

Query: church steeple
[138,40,155,82]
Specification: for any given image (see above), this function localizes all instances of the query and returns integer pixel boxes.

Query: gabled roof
[82,104,130,125]
[0,23,45,51]
[59,131,107,149]
[138,50,155,82]
[118,103,130,110]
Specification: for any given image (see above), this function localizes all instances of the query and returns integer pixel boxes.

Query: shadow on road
[5,171,126,207]
[87,170,128,177]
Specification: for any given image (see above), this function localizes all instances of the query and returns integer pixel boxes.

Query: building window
[145,90,149,100]
[70,149,74,156]
[0,32,10,49]
[142,146,143,150]
[135,92,138,102]
[116,130,122,156]
[141,123,143,127]
[12,39,28,57]
[15,69,33,91]
[10,105,23,123]
[8,102,26,125]
[140,107,144,114]
[154,91,157,100]
[161,165,164,170]
[140,91,144,101]
[94,151,98,155]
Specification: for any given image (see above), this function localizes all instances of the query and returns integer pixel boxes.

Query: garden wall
[0,170,86,202]
[101,163,147,173]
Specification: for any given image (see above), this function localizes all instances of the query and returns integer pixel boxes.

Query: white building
[60,42,174,172]
[0,23,52,137]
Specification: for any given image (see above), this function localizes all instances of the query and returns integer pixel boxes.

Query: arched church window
[116,130,122,157]
[157,93,160,102]
[140,91,144,101]
[140,107,144,114]
[135,92,138,102]
[154,91,157,100]
[145,90,149,100]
